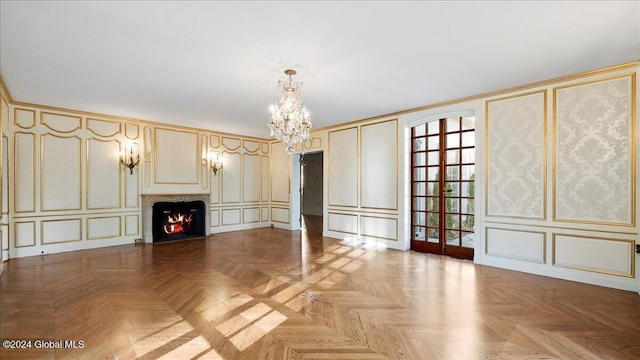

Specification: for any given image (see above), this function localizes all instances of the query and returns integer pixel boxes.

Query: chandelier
[268,69,312,154]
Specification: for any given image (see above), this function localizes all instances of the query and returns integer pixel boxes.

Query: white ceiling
[1,1,638,138]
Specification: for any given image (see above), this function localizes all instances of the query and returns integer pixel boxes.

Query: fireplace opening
[152,201,206,243]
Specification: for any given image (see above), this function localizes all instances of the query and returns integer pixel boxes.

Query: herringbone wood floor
[1,215,640,359]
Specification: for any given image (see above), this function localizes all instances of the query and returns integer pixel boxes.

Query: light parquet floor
[1,215,640,359]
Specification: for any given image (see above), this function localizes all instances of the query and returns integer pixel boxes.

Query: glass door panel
[411,117,475,259]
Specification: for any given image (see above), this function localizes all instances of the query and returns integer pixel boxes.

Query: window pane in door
[461,231,474,248]
[427,182,438,196]
[427,227,439,243]
[446,165,459,180]
[414,226,426,241]
[461,198,475,214]
[446,182,460,197]
[446,149,460,164]
[427,151,440,165]
[461,117,475,130]
[427,167,439,181]
[461,165,474,181]
[428,121,439,134]
[462,131,474,147]
[446,118,460,132]
[427,135,439,150]
[461,148,474,163]
[447,230,460,246]
[446,133,459,148]
[462,215,474,231]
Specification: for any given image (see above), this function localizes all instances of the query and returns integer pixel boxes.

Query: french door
[411,117,475,259]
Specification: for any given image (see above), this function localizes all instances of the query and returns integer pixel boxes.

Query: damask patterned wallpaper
[486,91,545,219]
[555,75,634,225]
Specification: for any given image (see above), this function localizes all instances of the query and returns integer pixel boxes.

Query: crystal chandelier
[268,69,312,154]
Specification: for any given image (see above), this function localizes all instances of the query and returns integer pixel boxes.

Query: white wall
[312,119,402,249]
[478,68,639,291]
[301,63,639,291]
[1,62,638,292]
[5,103,272,257]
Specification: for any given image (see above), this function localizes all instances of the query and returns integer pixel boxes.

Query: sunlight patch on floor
[155,336,212,360]
[198,292,253,322]
[132,320,194,358]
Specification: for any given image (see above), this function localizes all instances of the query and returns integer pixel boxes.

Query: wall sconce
[121,142,140,175]
[209,151,223,176]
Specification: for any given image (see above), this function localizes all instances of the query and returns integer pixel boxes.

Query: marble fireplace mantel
[141,193,210,243]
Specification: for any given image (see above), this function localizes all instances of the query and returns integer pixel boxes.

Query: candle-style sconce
[209,151,223,176]
[121,142,140,175]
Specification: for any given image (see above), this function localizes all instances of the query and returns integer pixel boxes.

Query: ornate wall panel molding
[554,75,635,225]
[87,118,121,137]
[552,233,634,277]
[242,140,260,153]
[328,127,358,207]
[14,108,35,129]
[486,91,546,219]
[14,221,35,248]
[261,156,269,203]
[154,128,199,185]
[221,151,242,204]
[360,120,397,210]
[86,138,121,210]
[40,112,81,133]
[41,219,81,244]
[222,136,241,151]
[485,227,546,263]
[14,132,35,213]
[87,216,121,240]
[270,142,290,203]
[41,134,82,211]
[242,153,260,203]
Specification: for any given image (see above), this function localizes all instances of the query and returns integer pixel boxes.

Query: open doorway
[299,151,323,236]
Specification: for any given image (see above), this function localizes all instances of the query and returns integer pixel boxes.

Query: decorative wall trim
[87,216,121,240]
[360,215,398,241]
[552,233,635,278]
[485,91,546,220]
[327,212,358,235]
[328,127,358,208]
[553,74,635,226]
[14,108,35,129]
[360,119,398,211]
[86,138,121,210]
[41,218,82,244]
[40,112,82,133]
[40,134,82,212]
[153,128,200,185]
[485,227,546,264]
[87,118,121,137]
[13,132,35,213]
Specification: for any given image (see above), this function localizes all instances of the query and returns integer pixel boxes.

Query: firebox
[152,201,206,242]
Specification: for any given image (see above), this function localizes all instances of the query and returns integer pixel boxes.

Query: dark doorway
[300,151,323,233]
